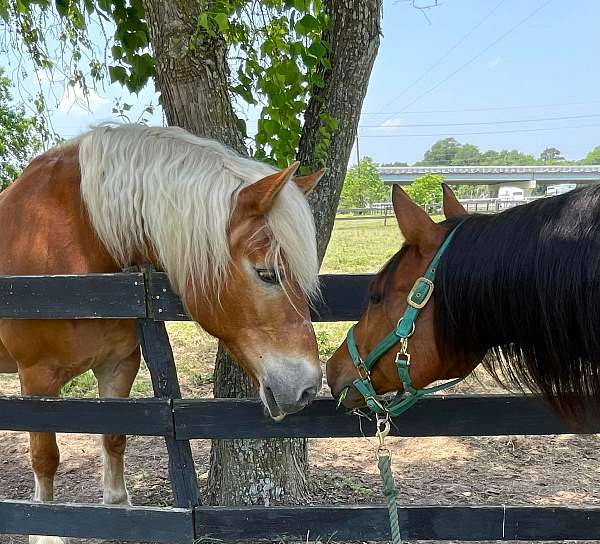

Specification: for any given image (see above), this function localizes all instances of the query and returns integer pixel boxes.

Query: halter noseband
[345,222,464,417]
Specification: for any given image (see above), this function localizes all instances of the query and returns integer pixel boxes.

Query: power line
[394,0,553,115]
[360,113,600,129]
[363,99,600,116]
[379,0,507,112]
[358,122,600,138]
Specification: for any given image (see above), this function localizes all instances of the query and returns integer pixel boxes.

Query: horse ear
[442,183,467,219]
[238,162,300,215]
[294,168,325,195]
[392,185,442,249]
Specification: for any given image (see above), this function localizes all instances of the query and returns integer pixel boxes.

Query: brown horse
[0,124,323,544]
[328,183,600,421]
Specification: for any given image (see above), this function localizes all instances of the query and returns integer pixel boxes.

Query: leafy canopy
[1,0,335,167]
[0,68,43,189]
[340,157,389,208]
[582,146,600,165]
[404,173,443,206]
[417,137,537,167]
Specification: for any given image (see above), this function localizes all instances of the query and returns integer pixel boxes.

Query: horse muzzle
[259,358,322,420]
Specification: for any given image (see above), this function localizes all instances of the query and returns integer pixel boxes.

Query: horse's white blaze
[100,440,130,505]
[76,124,319,300]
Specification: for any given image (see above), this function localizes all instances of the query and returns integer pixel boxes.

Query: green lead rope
[378,452,402,544]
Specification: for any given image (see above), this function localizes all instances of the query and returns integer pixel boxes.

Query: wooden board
[0,397,173,436]
[310,273,371,321]
[0,273,146,319]
[137,317,200,508]
[173,395,599,439]
[0,500,193,543]
[3,500,600,542]
[194,504,600,541]
[148,271,372,322]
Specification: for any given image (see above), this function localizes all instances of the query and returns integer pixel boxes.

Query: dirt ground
[2,368,600,544]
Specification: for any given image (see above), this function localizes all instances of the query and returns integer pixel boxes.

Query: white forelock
[76,124,319,299]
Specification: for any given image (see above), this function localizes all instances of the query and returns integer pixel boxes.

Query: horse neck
[0,145,129,275]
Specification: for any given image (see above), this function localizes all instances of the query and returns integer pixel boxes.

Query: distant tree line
[340,138,600,208]
[415,137,600,167]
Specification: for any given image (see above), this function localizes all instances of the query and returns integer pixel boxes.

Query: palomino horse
[0,124,324,544]
[327,183,600,421]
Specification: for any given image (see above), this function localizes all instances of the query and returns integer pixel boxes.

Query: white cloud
[58,82,109,116]
[380,115,404,128]
[488,58,500,69]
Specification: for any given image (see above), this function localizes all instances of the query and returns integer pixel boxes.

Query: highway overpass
[378,165,600,189]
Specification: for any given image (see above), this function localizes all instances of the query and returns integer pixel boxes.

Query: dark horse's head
[327,183,600,421]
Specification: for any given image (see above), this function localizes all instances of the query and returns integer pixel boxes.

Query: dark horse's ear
[442,183,467,219]
[238,162,300,215]
[294,168,325,195]
[392,185,444,251]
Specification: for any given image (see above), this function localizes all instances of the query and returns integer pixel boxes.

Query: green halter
[345,223,464,417]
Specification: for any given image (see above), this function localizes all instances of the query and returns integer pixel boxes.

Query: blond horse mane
[76,124,319,298]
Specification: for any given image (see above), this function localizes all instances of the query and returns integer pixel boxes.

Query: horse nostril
[299,386,317,406]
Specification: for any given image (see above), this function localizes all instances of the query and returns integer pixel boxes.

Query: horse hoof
[103,492,131,506]
[29,536,68,544]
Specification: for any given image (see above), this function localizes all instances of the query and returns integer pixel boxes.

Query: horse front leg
[93,348,141,505]
[19,365,67,544]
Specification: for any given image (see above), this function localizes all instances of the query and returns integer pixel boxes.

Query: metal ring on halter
[396,317,415,337]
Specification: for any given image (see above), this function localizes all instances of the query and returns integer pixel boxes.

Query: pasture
[1,215,600,544]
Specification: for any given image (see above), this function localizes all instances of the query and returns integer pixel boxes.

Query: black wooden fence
[1,269,600,542]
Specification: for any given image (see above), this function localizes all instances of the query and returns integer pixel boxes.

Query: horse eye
[370,292,382,305]
[256,268,280,285]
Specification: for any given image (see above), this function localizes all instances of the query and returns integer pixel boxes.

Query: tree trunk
[143,0,309,507]
[141,0,245,153]
[298,0,382,261]
[143,0,380,508]
[207,346,308,505]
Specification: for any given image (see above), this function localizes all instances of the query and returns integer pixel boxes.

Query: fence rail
[2,395,597,439]
[3,500,600,543]
[1,269,599,542]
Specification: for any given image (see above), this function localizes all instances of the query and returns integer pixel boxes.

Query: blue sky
[2,0,599,165]
[363,0,600,164]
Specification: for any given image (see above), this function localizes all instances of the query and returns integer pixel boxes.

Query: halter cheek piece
[345,222,465,417]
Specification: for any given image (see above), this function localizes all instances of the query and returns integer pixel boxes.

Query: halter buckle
[366,395,386,413]
[356,361,370,381]
[395,351,410,366]
[407,276,434,309]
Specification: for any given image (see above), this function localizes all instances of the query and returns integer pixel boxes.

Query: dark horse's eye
[256,268,279,285]
[370,292,382,305]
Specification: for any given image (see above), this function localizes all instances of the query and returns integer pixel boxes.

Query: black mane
[435,186,600,419]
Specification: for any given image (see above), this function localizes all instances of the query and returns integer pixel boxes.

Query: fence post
[136,265,200,509]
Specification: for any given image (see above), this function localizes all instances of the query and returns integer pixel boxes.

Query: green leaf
[0,0,9,22]
[214,12,229,33]
[111,45,123,60]
[235,117,248,138]
[97,0,112,12]
[295,14,319,35]
[54,0,69,18]
[108,65,128,84]
[83,0,95,15]
[15,0,28,14]
[308,41,326,58]
[198,12,209,29]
